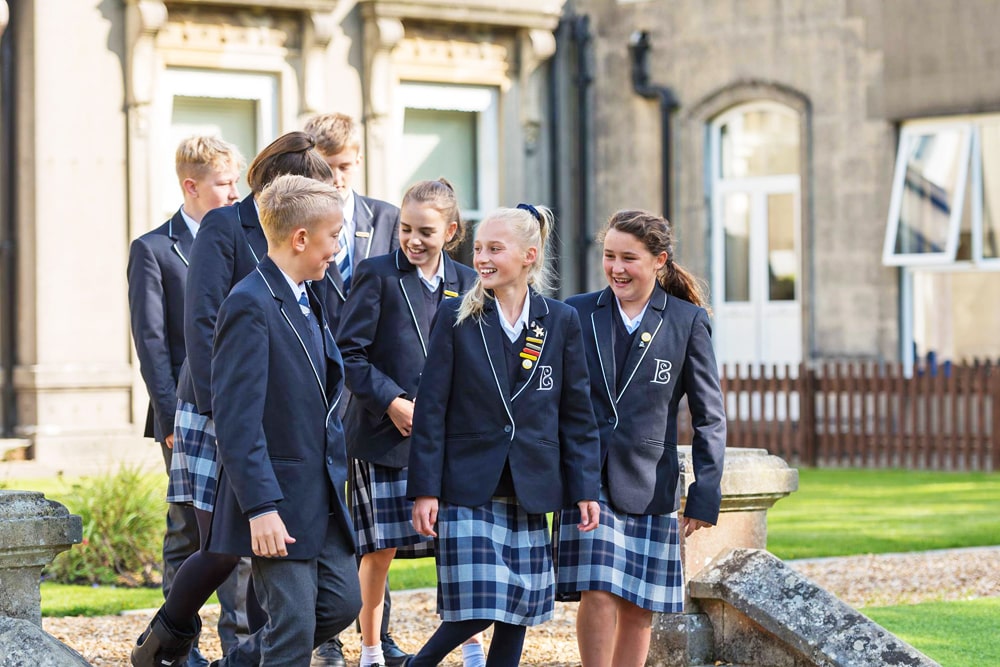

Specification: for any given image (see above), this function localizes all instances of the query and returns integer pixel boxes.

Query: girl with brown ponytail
[555,209,726,667]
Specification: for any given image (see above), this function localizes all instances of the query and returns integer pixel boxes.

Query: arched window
[709,102,802,364]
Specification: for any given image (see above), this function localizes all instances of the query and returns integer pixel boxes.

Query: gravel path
[42,547,1000,667]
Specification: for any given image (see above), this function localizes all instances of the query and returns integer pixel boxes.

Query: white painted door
[712,176,801,364]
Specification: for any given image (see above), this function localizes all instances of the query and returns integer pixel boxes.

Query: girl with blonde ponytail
[406,204,601,667]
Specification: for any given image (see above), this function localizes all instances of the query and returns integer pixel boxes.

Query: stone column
[648,447,799,666]
[0,491,82,627]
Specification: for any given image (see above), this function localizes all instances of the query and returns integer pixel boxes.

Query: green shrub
[45,467,165,587]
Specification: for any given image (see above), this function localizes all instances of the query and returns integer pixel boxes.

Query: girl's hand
[412,496,439,537]
[576,500,600,532]
[682,516,713,537]
[250,513,296,557]
[387,397,415,437]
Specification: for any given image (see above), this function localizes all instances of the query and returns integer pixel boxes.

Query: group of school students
[127,111,726,667]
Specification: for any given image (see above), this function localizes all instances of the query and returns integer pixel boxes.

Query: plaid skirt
[167,399,219,512]
[350,459,434,558]
[435,497,554,626]
[554,489,683,613]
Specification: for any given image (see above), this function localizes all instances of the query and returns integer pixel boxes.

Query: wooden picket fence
[677,360,1000,471]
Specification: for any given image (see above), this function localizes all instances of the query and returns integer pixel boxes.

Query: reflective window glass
[723,192,751,302]
[720,107,800,178]
[767,193,796,301]
[981,122,1000,259]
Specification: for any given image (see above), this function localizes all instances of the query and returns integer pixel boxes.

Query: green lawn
[767,468,1000,559]
[865,597,1000,667]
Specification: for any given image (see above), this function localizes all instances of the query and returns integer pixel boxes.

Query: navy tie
[298,291,324,369]
[336,229,352,291]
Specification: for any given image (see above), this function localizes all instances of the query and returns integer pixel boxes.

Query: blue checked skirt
[435,497,554,626]
[350,459,434,558]
[554,489,683,613]
[167,399,219,512]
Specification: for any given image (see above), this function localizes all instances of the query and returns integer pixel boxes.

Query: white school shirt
[418,255,447,292]
[498,290,532,343]
[615,297,649,334]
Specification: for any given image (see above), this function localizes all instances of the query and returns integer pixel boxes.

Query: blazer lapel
[352,195,374,265]
[479,300,513,412]
[323,264,347,304]
[616,286,667,402]
[168,209,193,267]
[441,254,462,299]
[590,288,618,407]
[237,195,267,263]
[256,258,328,406]
[396,251,430,357]
[511,291,550,402]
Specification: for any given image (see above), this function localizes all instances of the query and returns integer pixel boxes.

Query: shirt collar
[278,268,306,305]
[615,297,648,335]
[498,290,532,343]
[418,255,447,292]
[178,207,200,238]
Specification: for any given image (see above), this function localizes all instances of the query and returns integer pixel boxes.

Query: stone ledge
[0,616,90,666]
[689,548,940,667]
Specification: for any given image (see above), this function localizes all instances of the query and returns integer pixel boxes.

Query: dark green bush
[45,466,165,587]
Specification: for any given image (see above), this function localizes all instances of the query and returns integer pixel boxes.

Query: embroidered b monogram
[652,359,672,385]
[538,365,554,391]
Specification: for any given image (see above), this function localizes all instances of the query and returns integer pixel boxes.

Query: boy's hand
[577,500,600,532]
[164,434,174,450]
[250,513,296,557]
[387,397,414,437]
[412,496,439,537]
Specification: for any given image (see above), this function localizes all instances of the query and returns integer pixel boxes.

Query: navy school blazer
[407,291,602,514]
[566,285,726,523]
[126,210,193,443]
[207,256,354,559]
[177,194,345,415]
[319,194,401,317]
[336,249,477,468]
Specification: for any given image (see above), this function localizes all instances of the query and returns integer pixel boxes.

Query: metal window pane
[720,108,799,178]
[724,192,751,302]
[767,193,796,301]
[981,123,1000,259]
[400,109,478,211]
[893,129,967,256]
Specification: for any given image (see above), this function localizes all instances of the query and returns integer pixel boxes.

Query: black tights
[409,619,526,667]
[161,507,266,634]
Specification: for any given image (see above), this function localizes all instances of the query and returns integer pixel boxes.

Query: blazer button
[326,456,333,465]
[608,417,615,424]
[503,425,512,433]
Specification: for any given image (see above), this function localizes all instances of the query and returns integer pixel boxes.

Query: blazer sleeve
[185,211,237,415]
[557,308,602,505]
[211,291,283,515]
[406,303,456,499]
[680,309,726,524]
[335,262,406,414]
[126,238,177,441]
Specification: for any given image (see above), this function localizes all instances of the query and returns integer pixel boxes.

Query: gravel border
[42,547,1000,667]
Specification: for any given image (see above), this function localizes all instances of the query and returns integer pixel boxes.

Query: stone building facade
[1,0,998,463]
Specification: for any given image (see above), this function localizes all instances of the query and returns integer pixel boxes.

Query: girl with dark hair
[336,178,487,667]
[555,209,726,667]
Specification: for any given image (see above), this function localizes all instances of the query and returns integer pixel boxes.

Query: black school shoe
[381,634,412,667]
[311,636,346,667]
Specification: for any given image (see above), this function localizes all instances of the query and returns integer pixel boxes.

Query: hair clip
[516,203,542,223]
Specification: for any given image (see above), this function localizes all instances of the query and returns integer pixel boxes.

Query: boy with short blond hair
[303,112,408,667]
[208,174,361,667]
[127,134,243,667]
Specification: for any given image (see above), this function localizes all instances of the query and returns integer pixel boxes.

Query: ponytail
[456,204,555,324]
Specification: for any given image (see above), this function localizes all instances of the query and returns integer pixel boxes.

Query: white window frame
[882,122,972,266]
[397,83,499,221]
[161,68,280,145]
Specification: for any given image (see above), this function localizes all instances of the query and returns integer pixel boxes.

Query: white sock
[361,643,384,666]
[462,641,486,667]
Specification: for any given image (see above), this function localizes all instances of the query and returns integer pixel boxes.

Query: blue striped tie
[336,229,352,291]
[298,292,311,316]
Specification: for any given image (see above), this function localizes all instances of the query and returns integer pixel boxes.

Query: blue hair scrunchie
[516,202,542,223]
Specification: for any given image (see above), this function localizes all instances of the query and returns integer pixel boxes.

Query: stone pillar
[648,447,799,666]
[0,491,82,627]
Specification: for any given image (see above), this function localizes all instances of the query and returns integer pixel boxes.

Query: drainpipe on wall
[628,30,678,220]
[0,0,16,437]
[572,14,593,293]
